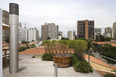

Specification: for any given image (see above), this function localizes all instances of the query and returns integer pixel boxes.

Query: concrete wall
[0,8,3,77]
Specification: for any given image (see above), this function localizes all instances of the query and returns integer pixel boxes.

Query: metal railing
[92,52,116,66]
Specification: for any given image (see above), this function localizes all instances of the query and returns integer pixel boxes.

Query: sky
[1,0,116,37]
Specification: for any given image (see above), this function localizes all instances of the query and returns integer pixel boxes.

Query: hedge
[72,54,93,73]
[42,53,54,61]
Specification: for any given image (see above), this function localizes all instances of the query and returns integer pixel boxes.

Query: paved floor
[3,54,101,77]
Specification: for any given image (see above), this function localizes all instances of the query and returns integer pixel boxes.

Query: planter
[53,54,72,68]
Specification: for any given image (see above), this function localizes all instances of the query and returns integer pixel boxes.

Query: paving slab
[3,54,101,77]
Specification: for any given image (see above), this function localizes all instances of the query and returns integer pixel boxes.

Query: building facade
[103,27,114,38]
[67,31,75,40]
[113,22,116,39]
[19,23,28,41]
[28,28,39,42]
[77,20,94,39]
[94,28,101,39]
[41,23,58,40]
[2,10,9,42]
[58,31,62,40]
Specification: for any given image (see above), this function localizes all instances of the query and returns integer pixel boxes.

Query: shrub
[73,61,93,73]
[104,73,116,77]
[42,53,53,61]
[19,46,30,52]
[30,44,36,48]
[72,55,93,73]
[21,41,29,44]
[111,69,116,72]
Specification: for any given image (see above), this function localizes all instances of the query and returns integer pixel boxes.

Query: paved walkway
[3,54,101,77]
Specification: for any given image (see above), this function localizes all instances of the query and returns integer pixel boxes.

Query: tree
[47,37,51,40]
[61,37,69,40]
[73,40,87,59]
[96,34,104,42]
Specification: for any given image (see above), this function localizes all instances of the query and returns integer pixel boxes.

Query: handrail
[101,55,116,62]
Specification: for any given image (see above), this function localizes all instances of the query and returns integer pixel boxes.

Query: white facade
[58,31,62,40]
[28,28,39,42]
[103,27,114,38]
[0,8,3,77]
[67,31,75,40]
[19,24,27,41]
[110,28,114,38]
[103,33,111,37]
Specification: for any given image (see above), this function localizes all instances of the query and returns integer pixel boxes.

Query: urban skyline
[1,0,116,36]
[1,2,116,77]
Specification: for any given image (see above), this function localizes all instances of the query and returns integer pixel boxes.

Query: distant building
[2,10,9,42]
[58,31,62,40]
[113,22,116,39]
[19,23,28,41]
[41,23,58,40]
[67,31,75,40]
[103,27,114,38]
[28,28,39,42]
[94,28,101,39]
[77,19,94,39]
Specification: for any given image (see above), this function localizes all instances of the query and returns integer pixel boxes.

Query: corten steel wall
[85,20,88,39]
[0,8,3,77]
[9,3,19,74]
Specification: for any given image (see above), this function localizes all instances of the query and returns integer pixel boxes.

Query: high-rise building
[103,27,114,38]
[105,27,111,33]
[77,19,94,39]
[94,28,101,39]
[58,31,62,40]
[2,10,9,42]
[41,25,48,40]
[41,23,58,40]
[113,22,116,39]
[28,28,39,42]
[19,23,28,41]
[67,31,75,40]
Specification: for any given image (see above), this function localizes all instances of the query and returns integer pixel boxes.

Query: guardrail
[92,52,116,65]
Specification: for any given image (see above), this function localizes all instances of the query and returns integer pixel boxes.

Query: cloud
[0,0,116,36]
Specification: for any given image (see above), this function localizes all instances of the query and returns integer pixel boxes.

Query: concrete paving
[3,54,101,77]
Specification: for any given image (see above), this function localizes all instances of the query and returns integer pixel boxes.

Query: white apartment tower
[28,28,39,42]
[19,23,28,41]
[67,31,75,40]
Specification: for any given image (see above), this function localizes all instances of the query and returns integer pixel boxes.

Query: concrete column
[0,8,3,77]
[9,3,19,74]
